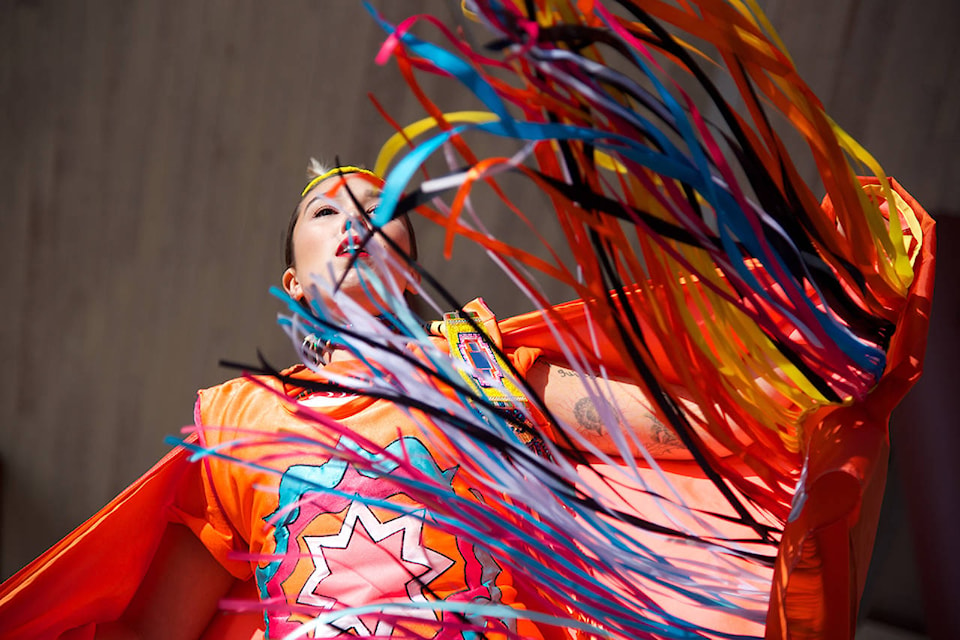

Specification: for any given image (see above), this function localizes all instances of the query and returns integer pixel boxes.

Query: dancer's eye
[313,206,337,218]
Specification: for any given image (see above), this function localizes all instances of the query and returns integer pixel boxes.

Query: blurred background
[1,1,957,636]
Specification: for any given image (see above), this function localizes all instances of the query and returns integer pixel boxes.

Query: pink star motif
[297,500,455,637]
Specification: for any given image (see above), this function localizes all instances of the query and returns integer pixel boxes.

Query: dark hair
[284,203,300,268]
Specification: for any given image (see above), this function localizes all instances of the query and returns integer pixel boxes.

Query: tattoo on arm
[556,368,581,378]
[573,397,605,436]
[645,415,685,454]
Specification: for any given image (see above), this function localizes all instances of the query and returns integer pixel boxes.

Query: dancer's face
[282,173,414,309]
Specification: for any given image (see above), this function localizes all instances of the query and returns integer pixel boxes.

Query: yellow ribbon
[375,110,628,177]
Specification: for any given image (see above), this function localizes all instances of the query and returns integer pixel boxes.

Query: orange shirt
[172,342,564,639]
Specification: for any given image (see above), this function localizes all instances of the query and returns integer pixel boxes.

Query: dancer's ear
[282,267,304,301]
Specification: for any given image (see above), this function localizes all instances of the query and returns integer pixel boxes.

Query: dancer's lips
[336,236,369,257]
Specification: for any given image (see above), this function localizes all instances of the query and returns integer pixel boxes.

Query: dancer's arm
[94,524,235,640]
[526,360,700,460]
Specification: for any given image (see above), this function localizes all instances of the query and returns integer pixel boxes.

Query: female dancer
[0,0,937,637]
[13,163,685,639]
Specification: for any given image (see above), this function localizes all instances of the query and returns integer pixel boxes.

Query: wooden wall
[1,0,957,635]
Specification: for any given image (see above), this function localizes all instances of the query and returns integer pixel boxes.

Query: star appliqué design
[297,500,455,637]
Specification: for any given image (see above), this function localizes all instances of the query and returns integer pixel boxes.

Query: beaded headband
[300,166,383,197]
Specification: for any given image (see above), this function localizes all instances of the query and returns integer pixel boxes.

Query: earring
[301,333,334,366]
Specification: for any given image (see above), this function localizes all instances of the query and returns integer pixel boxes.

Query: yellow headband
[300,166,382,197]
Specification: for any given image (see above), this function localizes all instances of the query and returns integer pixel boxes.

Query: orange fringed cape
[500,177,936,638]
[0,180,935,639]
